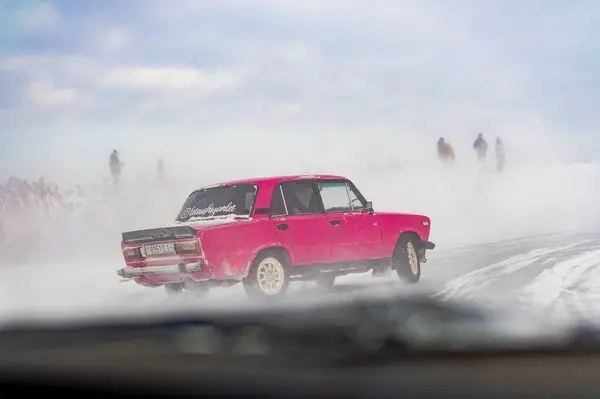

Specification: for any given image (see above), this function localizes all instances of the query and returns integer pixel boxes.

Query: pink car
[117,175,435,298]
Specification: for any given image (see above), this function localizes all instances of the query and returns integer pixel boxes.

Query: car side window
[270,185,287,216]
[347,183,365,211]
[280,181,321,215]
[317,181,353,213]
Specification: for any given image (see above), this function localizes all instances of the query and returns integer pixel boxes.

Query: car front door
[316,179,382,262]
[269,180,331,266]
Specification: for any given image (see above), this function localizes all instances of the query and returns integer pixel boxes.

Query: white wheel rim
[407,242,419,274]
[256,257,285,295]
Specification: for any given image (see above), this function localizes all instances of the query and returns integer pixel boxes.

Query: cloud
[94,28,131,52]
[25,79,79,107]
[14,1,62,33]
[2,0,600,179]
[101,66,241,92]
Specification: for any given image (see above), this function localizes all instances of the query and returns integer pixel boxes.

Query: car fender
[238,245,294,279]
[197,220,280,279]
[375,212,432,257]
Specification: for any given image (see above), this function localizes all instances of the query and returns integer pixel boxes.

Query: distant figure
[473,133,488,162]
[109,150,122,182]
[157,158,165,177]
[495,137,505,172]
[155,158,166,185]
[437,137,455,163]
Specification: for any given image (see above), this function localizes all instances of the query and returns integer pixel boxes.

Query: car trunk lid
[121,225,197,245]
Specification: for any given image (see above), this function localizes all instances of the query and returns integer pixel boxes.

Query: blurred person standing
[495,137,505,172]
[154,158,173,189]
[473,133,488,162]
[437,137,455,163]
[109,149,123,183]
[156,158,165,182]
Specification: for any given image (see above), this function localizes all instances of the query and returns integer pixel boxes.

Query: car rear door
[315,179,383,262]
[269,180,331,266]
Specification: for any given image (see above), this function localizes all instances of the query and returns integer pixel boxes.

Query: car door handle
[276,223,289,230]
[330,220,341,226]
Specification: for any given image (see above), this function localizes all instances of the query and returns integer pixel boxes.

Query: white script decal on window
[180,202,236,218]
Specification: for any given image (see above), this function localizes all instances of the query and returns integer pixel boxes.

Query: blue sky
[1,0,600,181]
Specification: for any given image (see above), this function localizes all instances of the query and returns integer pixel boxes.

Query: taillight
[176,240,199,254]
[122,247,140,262]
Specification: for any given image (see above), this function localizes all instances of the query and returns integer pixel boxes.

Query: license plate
[143,242,175,257]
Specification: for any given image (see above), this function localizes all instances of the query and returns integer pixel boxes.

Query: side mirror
[364,201,374,214]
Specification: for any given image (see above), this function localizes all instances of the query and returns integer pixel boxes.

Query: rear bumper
[117,262,203,279]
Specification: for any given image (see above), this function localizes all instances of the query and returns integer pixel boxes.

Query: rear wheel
[243,251,290,299]
[393,236,421,284]
[183,279,211,297]
[164,282,184,295]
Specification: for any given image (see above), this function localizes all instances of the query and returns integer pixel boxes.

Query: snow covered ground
[2,231,600,328]
[1,162,600,327]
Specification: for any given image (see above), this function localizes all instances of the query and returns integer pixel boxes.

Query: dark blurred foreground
[1,291,600,398]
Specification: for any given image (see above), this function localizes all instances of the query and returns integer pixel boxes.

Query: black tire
[315,274,336,290]
[243,250,290,300]
[372,261,392,277]
[393,235,421,284]
[183,279,211,297]
[165,282,184,295]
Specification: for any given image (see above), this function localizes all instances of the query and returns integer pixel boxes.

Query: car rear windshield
[176,184,257,222]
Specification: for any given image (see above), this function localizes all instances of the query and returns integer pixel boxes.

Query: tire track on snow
[435,243,584,302]
[520,248,600,323]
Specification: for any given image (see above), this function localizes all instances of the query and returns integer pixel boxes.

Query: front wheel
[393,236,421,284]
[243,251,290,300]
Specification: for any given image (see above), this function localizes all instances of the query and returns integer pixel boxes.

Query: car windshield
[7,2,600,386]
[176,184,257,222]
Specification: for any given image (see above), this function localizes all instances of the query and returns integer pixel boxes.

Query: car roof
[198,174,348,190]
